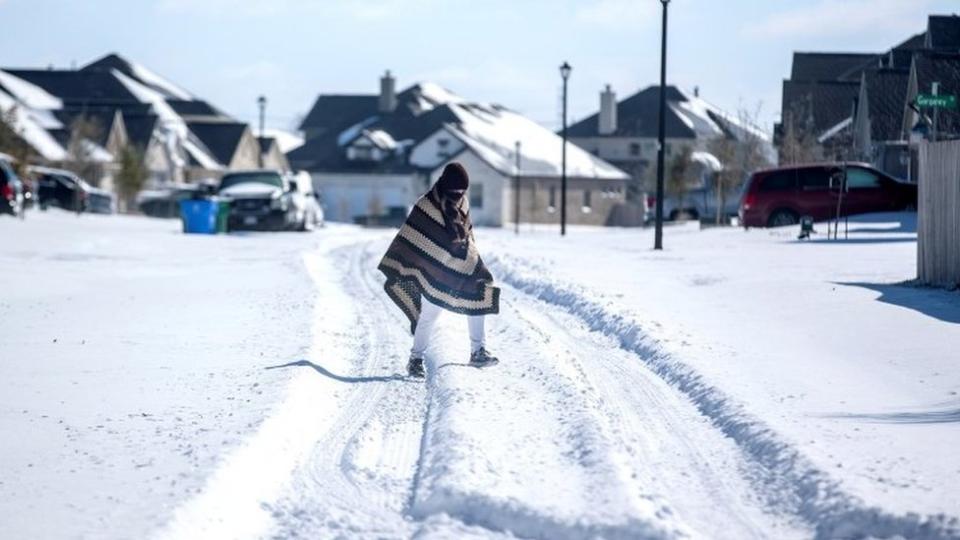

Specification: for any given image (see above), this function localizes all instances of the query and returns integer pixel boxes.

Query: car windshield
[219,172,284,191]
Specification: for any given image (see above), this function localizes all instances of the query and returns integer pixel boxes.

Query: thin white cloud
[745,0,936,40]
[575,0,658,29]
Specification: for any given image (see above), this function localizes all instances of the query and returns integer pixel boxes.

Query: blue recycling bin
[180,199,219,234]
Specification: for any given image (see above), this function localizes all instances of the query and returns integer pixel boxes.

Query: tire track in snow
[504,291,809,539]
[267,240,428,538]
[490,255,960,540]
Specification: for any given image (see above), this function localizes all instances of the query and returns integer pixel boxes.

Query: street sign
[916,94,957,109]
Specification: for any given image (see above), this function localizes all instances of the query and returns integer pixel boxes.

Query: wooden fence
[918,140,960,287]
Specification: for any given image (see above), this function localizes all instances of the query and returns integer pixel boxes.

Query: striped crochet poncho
[378,190,500,334]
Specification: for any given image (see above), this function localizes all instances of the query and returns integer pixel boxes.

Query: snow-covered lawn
[1,209,957,539]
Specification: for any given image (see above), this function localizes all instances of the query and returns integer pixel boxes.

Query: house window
[582,189,592,212]
[470,183,484,209]
[629,142,641,156]
[548,185,556,212]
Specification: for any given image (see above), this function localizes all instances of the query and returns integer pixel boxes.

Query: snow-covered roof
[445,103,628,180]
[363,129,398,150]
[818,116,853,144]
[292,80,628,180]
[83,53,194,100]
[260,128,304,153]
[337,116,378,146]
[690,151,723,172]
[0,88,68,161]
[0,69,63,110]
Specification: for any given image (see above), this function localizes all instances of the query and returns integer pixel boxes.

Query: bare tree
[65,115,104,186]
[666,146,693,218]
[779,99,819,165]
[115,145,148,213]
[709,106,773,224]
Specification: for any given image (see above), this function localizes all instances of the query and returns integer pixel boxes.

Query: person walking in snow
[378,162,500,378]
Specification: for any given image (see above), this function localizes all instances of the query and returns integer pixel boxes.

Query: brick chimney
[598,84,617,135]
[379,70,397,113]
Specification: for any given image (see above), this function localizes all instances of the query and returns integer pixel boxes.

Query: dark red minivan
[739,162,917,228]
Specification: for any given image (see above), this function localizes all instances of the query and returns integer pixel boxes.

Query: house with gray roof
[566,84,772,220]
[290,72,629,227]
[778,14,960,179]
[0,53,263,190]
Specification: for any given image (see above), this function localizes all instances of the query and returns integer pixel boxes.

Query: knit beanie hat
[436,162,470,192]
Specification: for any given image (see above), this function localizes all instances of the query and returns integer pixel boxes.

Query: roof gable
[567,85,697,139]
[782,80,860,135]
[186,121,249,165]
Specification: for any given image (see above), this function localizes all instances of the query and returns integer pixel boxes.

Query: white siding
[310,172,423,223]
[410,128,466,169]
[430,150,506,227]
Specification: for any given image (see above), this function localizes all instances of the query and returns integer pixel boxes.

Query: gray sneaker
[407,355,425,378]
[469,347,499,368]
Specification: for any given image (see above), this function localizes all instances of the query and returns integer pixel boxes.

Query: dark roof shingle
[3,69,138,104]
[928,15,960,50]
[187,121,249,165]
[781,80,860,134]
[864,69,910,141]
[566,85,697,139]
[790,52,879,82]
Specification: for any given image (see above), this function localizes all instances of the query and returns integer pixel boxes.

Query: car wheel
[767,209,799,227]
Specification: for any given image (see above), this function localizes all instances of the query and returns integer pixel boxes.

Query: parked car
[739,163,917,228]
[137,184,212,218]
[85,186,116,214]
[646,183,743,223]
[32,167,88,212]
[0,155,25,218]
[218,170,321,231]
[291,170,324,229]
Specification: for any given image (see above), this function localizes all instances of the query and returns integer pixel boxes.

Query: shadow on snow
[838,281,960,324]
[264,359,416,383]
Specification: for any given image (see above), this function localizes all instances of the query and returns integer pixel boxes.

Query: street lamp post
[654,0,670,250]
[515,140,522,235]
[257,95,267,168]
[560,61,571,236]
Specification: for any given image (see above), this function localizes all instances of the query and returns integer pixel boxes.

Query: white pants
[411,298,485,357]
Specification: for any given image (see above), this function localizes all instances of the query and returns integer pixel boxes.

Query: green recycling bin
[216,198,231,233]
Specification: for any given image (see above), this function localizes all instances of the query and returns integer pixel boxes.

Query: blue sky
[1,0,956,134]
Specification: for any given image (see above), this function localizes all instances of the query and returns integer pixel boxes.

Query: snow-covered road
[2,211,958,539]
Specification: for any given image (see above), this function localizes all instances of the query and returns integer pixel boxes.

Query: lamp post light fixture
[654,0,670,250]
[257,95,267,168]
[559,61,572,237]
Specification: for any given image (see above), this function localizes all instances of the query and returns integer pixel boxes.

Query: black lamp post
[257,95,267,168]
[515,140,522,235]
[654,0,669,250]
[560,61,571,236]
